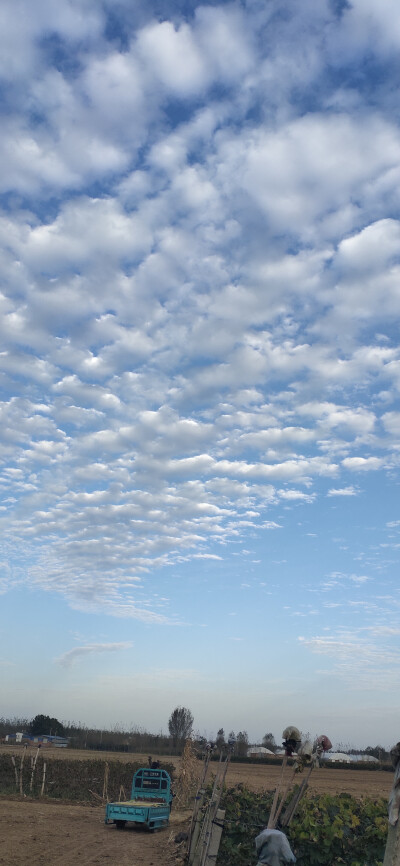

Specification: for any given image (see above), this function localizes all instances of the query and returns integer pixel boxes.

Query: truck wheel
[115,820,126,829]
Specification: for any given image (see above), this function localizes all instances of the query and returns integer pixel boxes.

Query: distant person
[148,755,152,767]
[255,828,296,866]
[151,760,160,769]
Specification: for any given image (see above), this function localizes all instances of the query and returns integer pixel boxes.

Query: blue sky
[1,0,400,749]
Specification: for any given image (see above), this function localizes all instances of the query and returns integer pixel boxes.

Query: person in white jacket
[255,828,296,866]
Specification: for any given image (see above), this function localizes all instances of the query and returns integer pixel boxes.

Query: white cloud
[0,0,398,658]
[57,641,133,667]
[299,629,400,689]
[136,6,254,100]
[137,21,209,98]
[0,0,104,82]
[369,626,400,636]
[342,0,400,54]
[192,553,223,560]
[24,198,154,273]
[241,115,400,238]
[194,5,255,82]
[335,219,400,273]
[382,412,400,435]
[278,489,316,502]
[342,457,384,471]
[262,521,282,529]
[348,575,370,584]
[327,486,359,497]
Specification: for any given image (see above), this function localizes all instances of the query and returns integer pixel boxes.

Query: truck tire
[115,820,126,829]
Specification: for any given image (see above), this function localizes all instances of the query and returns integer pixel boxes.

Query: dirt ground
[0,799,192,866]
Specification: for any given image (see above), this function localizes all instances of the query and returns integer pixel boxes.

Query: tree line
[0,708,196,755]
[0,710,249,756]
[0,713,189,754]
[0,714,391,761]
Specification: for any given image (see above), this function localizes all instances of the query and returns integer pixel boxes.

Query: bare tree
[262,732,277,752]
[216,728,225,750]
[236,731,249,758]
[168,706,194,748]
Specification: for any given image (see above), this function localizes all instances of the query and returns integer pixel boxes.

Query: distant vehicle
[105,768,172,831]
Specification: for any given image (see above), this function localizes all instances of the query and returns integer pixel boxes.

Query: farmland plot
[223,762,392,799]
[0,749,392,866]
[0,799,191,866]
[0,746,392,799]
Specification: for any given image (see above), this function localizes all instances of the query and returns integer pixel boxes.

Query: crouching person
[255,828,296,866]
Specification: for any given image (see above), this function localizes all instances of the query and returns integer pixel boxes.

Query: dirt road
[0,799,190,866]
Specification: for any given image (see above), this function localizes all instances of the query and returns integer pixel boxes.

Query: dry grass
[174,739,202,809]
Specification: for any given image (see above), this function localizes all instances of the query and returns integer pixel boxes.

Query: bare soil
[0,799,191,866]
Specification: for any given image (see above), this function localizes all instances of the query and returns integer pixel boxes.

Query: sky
[0,0,400,750]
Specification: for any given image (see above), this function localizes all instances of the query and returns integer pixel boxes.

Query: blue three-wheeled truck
[105,768,172,831]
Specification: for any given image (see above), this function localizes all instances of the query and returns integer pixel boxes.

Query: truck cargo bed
[105,768,172,831]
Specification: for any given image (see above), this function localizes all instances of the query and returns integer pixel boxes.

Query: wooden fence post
[102,762,109,801]
[40,762,47,797]
[19,745,27,795]
[30,748,41,793]
[188,788,207,865]
[204,808,225,866]
[11,756,18,790]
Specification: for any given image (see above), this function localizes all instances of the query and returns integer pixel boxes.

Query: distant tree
[194,734,208,751]
[216,728,225,750]
[262,732,277,752]
[0,717,30,738]
[168,706,194,748]
[365,745,388,762]
[236,730,249,758]
[29,714,65,736]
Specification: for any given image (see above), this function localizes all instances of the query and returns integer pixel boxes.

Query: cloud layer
[0,0,399,647]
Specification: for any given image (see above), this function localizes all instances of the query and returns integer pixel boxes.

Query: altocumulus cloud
[0,0,399,631]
